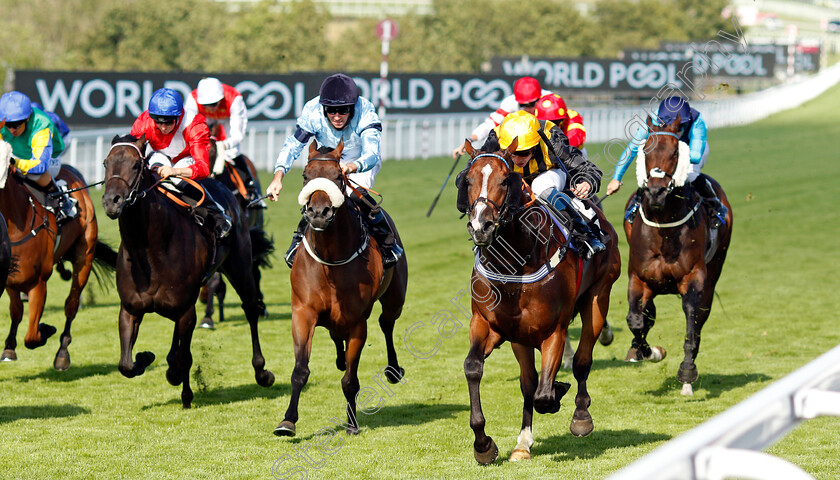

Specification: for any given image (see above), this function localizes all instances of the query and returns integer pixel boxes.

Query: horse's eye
[132,162,141,171]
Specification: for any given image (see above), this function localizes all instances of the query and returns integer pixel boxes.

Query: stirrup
[215,215,232,239]
[285,235,303,268]
[382,244,404,268]
[624,201,640,223]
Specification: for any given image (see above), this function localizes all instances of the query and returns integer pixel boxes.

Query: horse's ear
[464,139,475,158]
[111,135,120,145]
[669,114,681,131]
[504,136,519,158]
[646,114,654,130]
[135,134,146,150]
[333,140,344,159]
[308,141,319,159]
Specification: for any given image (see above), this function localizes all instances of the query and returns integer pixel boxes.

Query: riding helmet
[657,96,691,125]
[319,74,359,107]
[149,88,184,117]
[0,91,33,123]
[513,77,541,104]
[196,77,225,105]
[496,110,541,151]
[535,93,568,122]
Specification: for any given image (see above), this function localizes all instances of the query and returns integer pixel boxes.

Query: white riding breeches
[686,142,709,184]
[344,159,381,193]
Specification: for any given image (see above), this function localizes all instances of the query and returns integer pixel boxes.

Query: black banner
[490,57,694,94]
[14,71,540,125]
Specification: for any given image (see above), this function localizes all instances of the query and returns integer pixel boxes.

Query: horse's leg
[533,328,569,416]
[464,315,503,465]
[274,308,317,437]
[332,335,346,371]
[377,294,405,383]
[509,342,537,461]
[2,289,24,360]
[216,279,226,322]
[562,335,575,369]
[199,278,217,330]
[174,307,196,408]
[23,281,55,349]
[117,307,154,377]
[340,323,367,435]
[224,264,273,387]
[678,277,712,396]
[625,275,664,362]
[54,242,95,370]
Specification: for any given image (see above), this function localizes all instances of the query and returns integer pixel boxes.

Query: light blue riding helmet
[0,91,33,123]
[149,88,183,118]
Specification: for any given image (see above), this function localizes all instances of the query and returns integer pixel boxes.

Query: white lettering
[79,79,114,119]
[35,79,83,117]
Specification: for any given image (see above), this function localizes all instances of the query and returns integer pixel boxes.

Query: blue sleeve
[614,124,649,181]
[273,128,308,174]
[351,99,383,172]
[688,114,707,164]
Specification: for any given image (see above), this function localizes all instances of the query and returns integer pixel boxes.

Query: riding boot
[624,188,643,224]
[46,179,78,224]
[202,192,233,239]
[692,177,727,228]
[538,189,606,260]
[285,216,307,268]
[355,193,403,268]
[233,155,266,209]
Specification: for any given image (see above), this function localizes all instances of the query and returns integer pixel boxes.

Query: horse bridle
[642,131,680,194]
[104,142,153,207]
[465,153,521,228]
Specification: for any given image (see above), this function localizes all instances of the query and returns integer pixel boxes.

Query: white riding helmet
[196,77,225,105]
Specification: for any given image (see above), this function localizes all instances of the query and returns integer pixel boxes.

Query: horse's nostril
[320,207,331,217]
[482,220,494,232]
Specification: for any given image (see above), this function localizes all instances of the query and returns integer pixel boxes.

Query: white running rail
[605,343,840,480]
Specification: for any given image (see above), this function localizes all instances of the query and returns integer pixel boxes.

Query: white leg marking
[510,426,534,461]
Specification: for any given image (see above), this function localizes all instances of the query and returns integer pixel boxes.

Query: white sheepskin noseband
[298,177,345,208]
[0,141,12,189]
[636,140,690,189]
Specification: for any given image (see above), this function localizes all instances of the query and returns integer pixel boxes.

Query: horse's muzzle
[102,191,125,219]
[468,212,496,246]
[645,184,669,209]
[304,204,335,231]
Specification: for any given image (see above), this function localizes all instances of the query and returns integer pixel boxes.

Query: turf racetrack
[1,84,839,479]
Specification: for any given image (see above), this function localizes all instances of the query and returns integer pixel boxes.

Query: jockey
[130,88,232,239]
[606,96,728,228]
[451,76,552,158]
[184,77,265,209]
[266,73,403,269]
[31,102,70,140]
[0,91,77,223]
[485,110,606,259]
[535,93,587,155]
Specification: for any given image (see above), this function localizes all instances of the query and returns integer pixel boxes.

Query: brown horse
[457,139,621,464]
[198,124,270,329]
[0,154,115,370]
[273,141,407,437]
[622,116,733,395]
[101,134,274,408]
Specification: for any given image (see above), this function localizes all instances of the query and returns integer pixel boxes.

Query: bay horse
[101,134,274,408]
[457,139,621,464]
[273,141,407,437]
[0,150,116,370]
[622,115,733,396]
[198,124,271,329]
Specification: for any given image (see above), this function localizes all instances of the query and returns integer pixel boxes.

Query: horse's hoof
[624,347,642,362]
[385,366,405,384]
[345,426,360,436]
[509,448,531,461]
[678,364,698,384]
[336,358,346,371]
[598,326,615,346]
[199,318,215,330]
[570,417,594,437]
[1,349,16,361]
[54,353,70,371]
[256,370,275,387]
[166,368,182,386]
[473,439,498,465]
[135,351,156,373]
[681,383,694,396]
[648,346,666,362]
[274,421,296,437]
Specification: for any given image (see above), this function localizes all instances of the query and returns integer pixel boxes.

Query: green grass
[2,83,840,479]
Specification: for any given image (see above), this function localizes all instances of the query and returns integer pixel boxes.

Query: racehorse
[622,115,733,396]
[101,134,274,408]
[198,124,271,329]
[0,151,116,370]
[457,138,621,464]
[0,212,12,307]
[273,141,407,437]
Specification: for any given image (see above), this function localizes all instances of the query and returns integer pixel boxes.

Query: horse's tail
[90,240,118,289]
[249,227,274,270]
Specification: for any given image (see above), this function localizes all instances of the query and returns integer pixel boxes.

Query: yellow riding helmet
[496,110,541,150]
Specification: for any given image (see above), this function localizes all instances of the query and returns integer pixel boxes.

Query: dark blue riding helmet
[319,74,359,107]
[0,91,33,123]
[149,88,184,117]
[656,96,691,125]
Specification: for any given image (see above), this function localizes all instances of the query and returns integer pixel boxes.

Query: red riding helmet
[513,77,541,104]
[536,94,569,122]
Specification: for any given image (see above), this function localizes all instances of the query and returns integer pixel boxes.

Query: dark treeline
[0,0,729,74]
